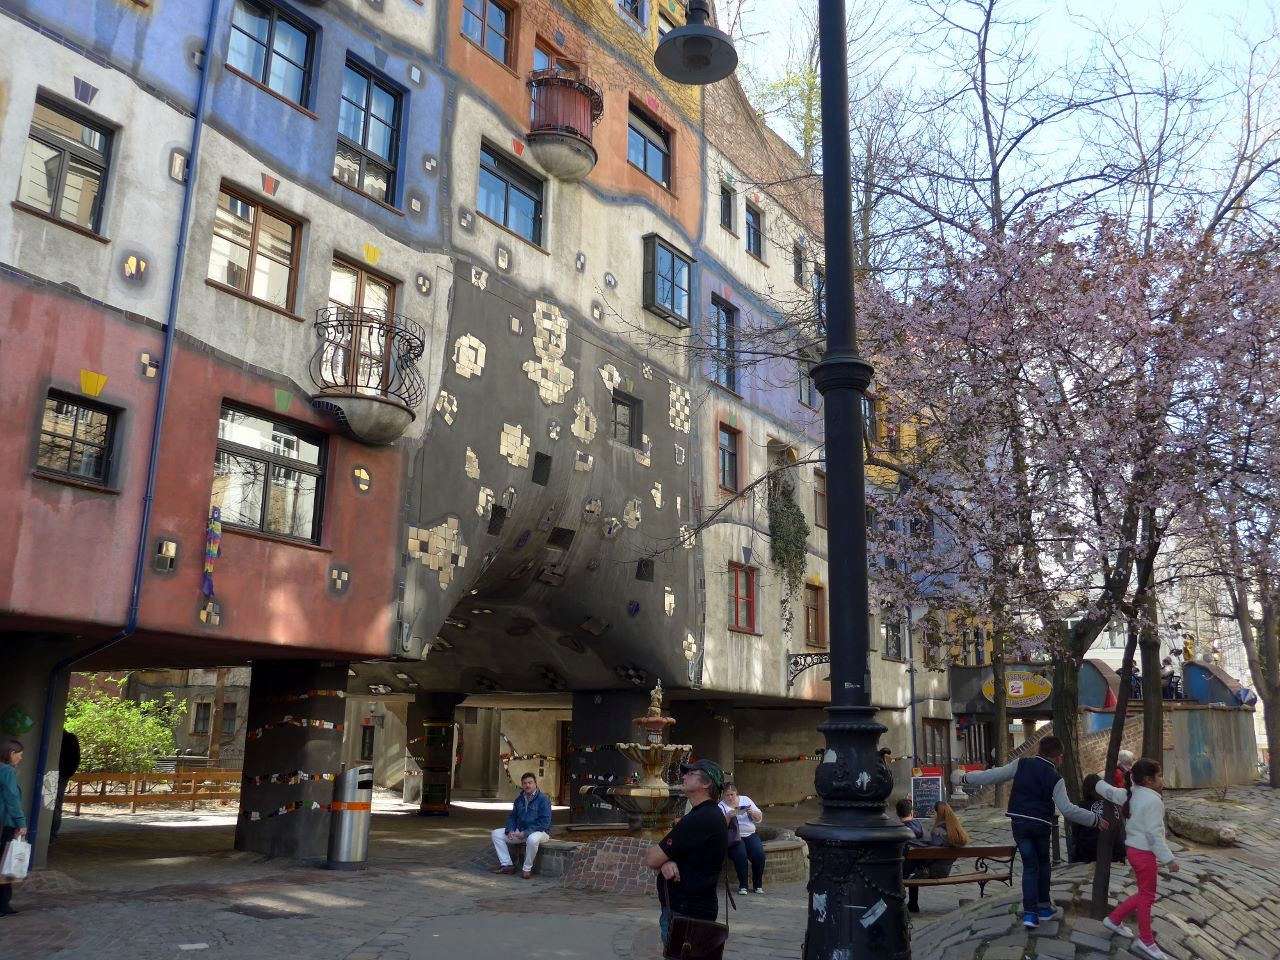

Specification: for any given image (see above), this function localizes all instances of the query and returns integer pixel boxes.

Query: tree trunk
[992,631,1009,809]
[208,667,228,763]
[1091,613,1140,918]
[1140,575,1164,762]
[1052,643,1082,803]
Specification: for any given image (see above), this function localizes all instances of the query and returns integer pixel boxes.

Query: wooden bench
[904,844,1015,898]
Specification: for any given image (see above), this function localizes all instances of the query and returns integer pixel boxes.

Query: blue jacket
[0,763,25,829]
[506,789,552,834]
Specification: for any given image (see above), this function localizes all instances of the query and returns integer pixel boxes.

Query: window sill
[626,161,677,198]
[804,643,829,652]
[224,63,320,120]
[222,524,332,553]
[708,380,742,399]
[717,485,740,498]
[12,202,110,244]
[799,399,820,412]
[460,35,520,79]
[31,470,119,495]
[720,225,738,239]
[728,626,762,637]
[746,251,769,267]
[474,210,550,255]
[814,522,828,531]
[882,655,907,663]
[205,279,303,322]
[331,176,406,217]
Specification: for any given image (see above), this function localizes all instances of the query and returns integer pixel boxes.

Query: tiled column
[405,693,465,815]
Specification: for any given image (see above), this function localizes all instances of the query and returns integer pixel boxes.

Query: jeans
[1011,819,1052,913]
[1109,847,1159,944]
[659,903,671,947]
[491,827,550,871]
[727,833,766,889]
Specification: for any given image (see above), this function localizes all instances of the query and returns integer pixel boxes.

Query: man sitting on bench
[491,772,552,879]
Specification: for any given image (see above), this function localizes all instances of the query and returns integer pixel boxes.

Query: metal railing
[311,306,426,408]
[528,69,604,143]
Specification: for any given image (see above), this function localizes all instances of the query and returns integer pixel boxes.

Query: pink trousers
[1109,846,1159,944]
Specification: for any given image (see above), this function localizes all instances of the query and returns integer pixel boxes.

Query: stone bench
[474,837,583,878]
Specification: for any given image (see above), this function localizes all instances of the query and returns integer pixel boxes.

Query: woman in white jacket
[1097,758,1179,960]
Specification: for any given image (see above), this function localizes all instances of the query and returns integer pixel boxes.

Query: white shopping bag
[1,838,31,880]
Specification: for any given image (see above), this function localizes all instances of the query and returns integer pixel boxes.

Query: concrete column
[569,689,650,825]
[235,659,349,860]
[405,693,464,816]
[0,636,76,869]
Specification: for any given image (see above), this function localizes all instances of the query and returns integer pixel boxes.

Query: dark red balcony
[527,69,604,181]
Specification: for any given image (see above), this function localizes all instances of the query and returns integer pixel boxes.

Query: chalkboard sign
[911,775,945,813]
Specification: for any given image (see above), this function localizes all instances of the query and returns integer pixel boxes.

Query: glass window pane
[267,58,305,104]
[363,276,392,313]
[333,140,362,189]
[362,162,390,202]
[478,166,507,223]
[265,465,317,539]
[488,2,508,33]
[461,8,483,44]
[533,47,550,71]
[43,399,77,438]
[208,235,251,291]
[212,450,266,528]
[507,188,537,241]
[257,212,295,263]
[484,30,507,62]
[38,434,73,474]
[337,98,365,145]
[75,407,110,445]
[228,27,268,80]
[231,0,270,42]
[250,255,292,308]
[627,128,646,169]
[646,146,666,184]
[17,138,60,215]
[342,67,368,108]
[68,443,106,481]
[272,18,308,66]
[329,262,359,308]
[213,192,254,243]
[370,85,396,124]
[31,103,107,155]
[64,163,104,229]
[366,118,393,161]
[656,246,673,283]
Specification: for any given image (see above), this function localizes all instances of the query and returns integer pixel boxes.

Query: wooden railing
[68,769,241,815]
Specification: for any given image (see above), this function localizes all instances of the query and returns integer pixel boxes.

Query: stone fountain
[576,680,692,835]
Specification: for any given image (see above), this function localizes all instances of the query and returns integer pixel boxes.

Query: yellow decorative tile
[80,370,107,396]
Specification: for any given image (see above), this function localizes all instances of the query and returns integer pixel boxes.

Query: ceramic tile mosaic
[623,498,642,529]
[500,422,530,467]
[416,273,431,295]
[576,251,586,272]
[574,450,594,472]
[510,315,524,334]
[602,517,622,539]
[665,587,676,617]
[634,434,651,467]
[523,301,574,405]
[642,362,653,380]
[598,363,622,393]
[650,482,663,509]
[683,632,699,662]
[140,352,159,378]
[674,443,686,466]
[435,390,459,424]
[352,467,372,493]
[476,486,495,516]
[668,382,693,434]
[583,497,602,518]
[199,599,221,627]
[547,420,561,440]
[470,265,488,288]
[452,335,487,378]
[408,517,468,590]
[329,566,350,594]
[496,246,511,271]
[679,524,696,548]
[465,447,480,479]
[591,302,603,322]
[571,397,598,443]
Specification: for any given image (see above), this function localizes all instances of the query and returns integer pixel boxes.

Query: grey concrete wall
[570,689,649,824]
[1165,705,1259,789]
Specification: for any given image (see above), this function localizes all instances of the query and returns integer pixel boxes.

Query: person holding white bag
[0,738,29,916]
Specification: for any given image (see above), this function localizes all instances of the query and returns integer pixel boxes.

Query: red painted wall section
[0,276,401,661]
[0,279,157,629]
[139,336,402,660]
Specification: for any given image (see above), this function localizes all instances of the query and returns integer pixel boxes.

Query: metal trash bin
[326,765,373,870]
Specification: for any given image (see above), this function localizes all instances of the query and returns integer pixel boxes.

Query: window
[221,701,238,737]
[658,12,675,37]
[862,395,879,443]
[207,185,299,310]
[17,99,111,233]
[461,0,512,63]
[728,563,756,632]
[192,702,212,736]
[717,424,739,491]
[611,391,641,447]
[618,0,644,24]
[793,241,806,286]
[813,263,826,329]
[803,584,825,648]
[711,298,737,392]
[719,183,735,231]
[628,105,670,187]
[477,144,544,246]
[324,259,397,393]
[642,234,692,327]
[883,620,905,660]
[226,0,313,106]
[212,406,325,542]
[813,469,828,529]
[334,62,400,204]
[798,359,818,408]
[973,627,986,665]
[36,393,115,485]
[745,203,763,259]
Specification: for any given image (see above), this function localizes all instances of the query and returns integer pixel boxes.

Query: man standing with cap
[644,758,729,948]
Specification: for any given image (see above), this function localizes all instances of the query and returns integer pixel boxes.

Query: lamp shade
[654,21,738,86]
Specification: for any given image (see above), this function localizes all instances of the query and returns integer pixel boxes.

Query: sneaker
[1133,940,1167,960]
[491,865,515,875]
[1023,912,1039,929]
[1037,905,1063,921]
[753,887,765,895]
[738,887,749,895]
[1103,917,1135,939]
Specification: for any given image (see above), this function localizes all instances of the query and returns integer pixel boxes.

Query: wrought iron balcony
[309,306,426,444]
[527,68,604,181]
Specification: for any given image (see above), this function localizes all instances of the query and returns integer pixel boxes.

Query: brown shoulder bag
[663,877,737,960]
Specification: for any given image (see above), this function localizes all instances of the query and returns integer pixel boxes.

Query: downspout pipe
[906,604,919,765]
[28,0,224,840]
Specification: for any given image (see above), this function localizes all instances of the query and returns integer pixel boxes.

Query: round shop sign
[981,670,1052,708]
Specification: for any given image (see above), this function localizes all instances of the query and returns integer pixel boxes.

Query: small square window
[642,234,693,327]
[883,620,905,660]
[628,105,670,188]
[813,469,828,529]
[803,584,825,648]
[611,391,642,447]
[813,263,827,329]
[221,701,238,737]
[334,61,401,204]
[18,99,112,234]
[618,0,645,25]
[718,424,739,492]
[719,183,735,231]
[798,359,818,408]
[793,241,807,286]
[227,0,314,107]
[745,204,764,259]
[477,143,545,246]
[462,0,513,64]
[207,185,300,311]
[36,392,116,485]
[711,297,737,392]
[728,562,756,632]
[192,701,212,736]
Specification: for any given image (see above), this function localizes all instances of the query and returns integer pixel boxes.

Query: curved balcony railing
[528,69,604,144]
[310,306,426,409]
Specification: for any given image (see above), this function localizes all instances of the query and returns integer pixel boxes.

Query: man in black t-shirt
[644,758,729,948]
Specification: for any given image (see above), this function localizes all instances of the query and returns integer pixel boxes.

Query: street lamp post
[657,2,910,958]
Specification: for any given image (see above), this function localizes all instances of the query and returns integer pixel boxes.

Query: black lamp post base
[798,705,912,959]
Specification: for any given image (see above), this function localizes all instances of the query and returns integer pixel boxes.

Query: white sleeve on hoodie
[1127,786,1176,864]
[1094,780,1129,806]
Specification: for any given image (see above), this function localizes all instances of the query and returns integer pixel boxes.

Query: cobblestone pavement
[1,789,1276,959]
